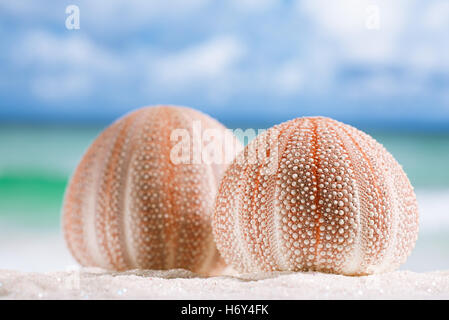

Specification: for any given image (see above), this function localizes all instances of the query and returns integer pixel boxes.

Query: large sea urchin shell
[213,117,418,275]
[63,105,240,274]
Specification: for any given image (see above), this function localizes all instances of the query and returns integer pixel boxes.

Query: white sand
[0,190,448,299]
[1,267,448,299]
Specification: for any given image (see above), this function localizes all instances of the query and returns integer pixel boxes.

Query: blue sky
[1,0,449,128]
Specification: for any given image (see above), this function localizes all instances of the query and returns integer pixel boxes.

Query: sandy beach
[1,189,448,300]
[1,189,449,300]
[1,267,448,299]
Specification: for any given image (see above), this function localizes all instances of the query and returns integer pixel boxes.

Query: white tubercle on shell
[213,117,419,275]
[63,105,241,274]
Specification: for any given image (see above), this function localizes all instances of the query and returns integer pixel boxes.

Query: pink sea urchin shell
[213,117,419,275]
[63,105,240,274]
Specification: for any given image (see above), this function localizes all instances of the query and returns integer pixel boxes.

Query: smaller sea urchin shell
[213,117,419,275]
[63,105,241,274]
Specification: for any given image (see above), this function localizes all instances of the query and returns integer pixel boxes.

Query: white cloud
[14,31,123,72]
[152,36,245,85]
[298,0,409,63]
[31,73,92,101]
[293,0,449,100]
[0,1,59,20]
[0,0,211,27]
[2,0,449,116]
[422,1,449,31]
[230,0,277,12]
[11,31,125,101]
[9,30,247,104]
[273,60,304,96]
[80,0,211,33]
[406,1,449,72]
[407,46,442,72]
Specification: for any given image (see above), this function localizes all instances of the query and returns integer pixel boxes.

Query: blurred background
[0,0,448,272]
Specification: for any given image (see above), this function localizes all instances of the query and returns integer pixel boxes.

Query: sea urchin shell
[213,117,418,275]
[63,105,240,274]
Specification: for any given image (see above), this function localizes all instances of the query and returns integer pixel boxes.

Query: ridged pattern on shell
[213,117,419,275]
[63,105,238,274]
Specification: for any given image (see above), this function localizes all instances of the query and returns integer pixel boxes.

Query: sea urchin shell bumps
[213,117,418,275]
[63,105,241,274]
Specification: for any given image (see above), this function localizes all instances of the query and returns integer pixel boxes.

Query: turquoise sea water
[0,124,448,228]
